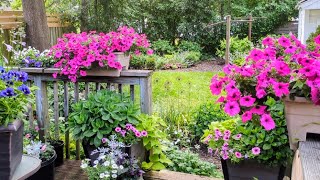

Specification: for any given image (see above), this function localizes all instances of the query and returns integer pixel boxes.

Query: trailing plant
[136,114,172,171]
[165,145,223,178]
[203,99,292,167]
[68,90,140,147]
[80,135,144,180]
[50,26,153,82]
[0,67,36,126]
[190,102,229,142]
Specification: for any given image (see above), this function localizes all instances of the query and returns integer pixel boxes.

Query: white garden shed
[298,0,320,44]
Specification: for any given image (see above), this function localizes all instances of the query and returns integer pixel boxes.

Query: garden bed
[144,170,223,180]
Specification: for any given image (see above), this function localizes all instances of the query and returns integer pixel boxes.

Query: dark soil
[198,150,222,171]
[166,59,225,72]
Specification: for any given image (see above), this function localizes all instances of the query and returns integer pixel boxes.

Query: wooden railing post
[63,81,70,159]
[34,75,45,141]
[140,76,152,115]
[225,15,231,65]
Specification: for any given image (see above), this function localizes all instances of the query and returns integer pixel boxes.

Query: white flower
[104,171,109,175]
[103,161,110,166]
[99,173,105,178]
[112,170,117,174]
[112,164,118,169]
[112,174,117,178]
[98,155,106,160]
[119,165,124,170]
[94,160,99,165]
[105,174,110,178]
[80,163,88,169]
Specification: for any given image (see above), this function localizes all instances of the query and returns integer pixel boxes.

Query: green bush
[130,55,146,69]
[216,36,253,65]
[165,146,223,178]
[151,40,175,55]
[307,25,320,51]
[190,102,229,142]
[181,51,201,66]
[178,41,202,53]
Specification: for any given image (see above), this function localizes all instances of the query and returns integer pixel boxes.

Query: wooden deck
[55,160,87,180]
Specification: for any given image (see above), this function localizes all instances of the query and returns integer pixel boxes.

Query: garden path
[55,160,87,180]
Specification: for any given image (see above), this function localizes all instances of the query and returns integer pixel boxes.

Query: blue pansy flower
[0,66,5,73]
[16,71,28,82]
[0,87,16,97]
[34,61,42,68]
[18,84,30,95]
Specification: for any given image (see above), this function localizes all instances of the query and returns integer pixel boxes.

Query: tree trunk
[80,0,89,31]
[22,0,50,51]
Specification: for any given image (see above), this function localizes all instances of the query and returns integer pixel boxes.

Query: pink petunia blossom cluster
[115,124,147,138]
[50,26,152,82]
[210,34,320,131]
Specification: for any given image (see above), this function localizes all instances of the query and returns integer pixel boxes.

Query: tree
[22,0,50,51]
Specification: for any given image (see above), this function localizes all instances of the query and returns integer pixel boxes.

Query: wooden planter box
[85,52,130,77]
[284,97,320,150]
[0,120,24,179]
[221,159,285,180]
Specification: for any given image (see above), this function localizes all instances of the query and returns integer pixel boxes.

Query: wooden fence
[0,10,70,62]
[13,67,153,160]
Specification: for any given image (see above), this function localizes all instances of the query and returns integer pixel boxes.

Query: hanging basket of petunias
[49,26,153,82]
[210,34,320,131]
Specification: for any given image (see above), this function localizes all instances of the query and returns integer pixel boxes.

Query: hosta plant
[210,34,320,131]
[68,90,140,147]
[50,26,153,82]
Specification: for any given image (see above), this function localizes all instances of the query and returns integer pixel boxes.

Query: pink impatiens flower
[224,101,240,116]
[239,95,256,107]
[260,113,276,131]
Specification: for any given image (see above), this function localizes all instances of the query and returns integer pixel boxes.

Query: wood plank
[130,85,134,102]
[299,138,320,180]
[54,81,59,139]
[34,76,45,141]
[120,70,153,77]
[64,81,70,159]
[139,77,152,114]
[95,82,100,91]
[118,84,122,94]
[292,150,303,180]
[74,82,80,160]
[42,81,50,139]
[144,170,223,180]
[225,15,231,64]
[85,82,89,99]
[48,23,70,28]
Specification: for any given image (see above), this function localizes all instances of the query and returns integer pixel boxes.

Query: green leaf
[142,162,153,170]
[151,162,166,170]
[102,114,110,121]
[83,130,96,137]
[263,144,271,150]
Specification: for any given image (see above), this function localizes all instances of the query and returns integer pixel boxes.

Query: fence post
[225,15,231,65]
[248,15,252,41]
[140,76,152,115]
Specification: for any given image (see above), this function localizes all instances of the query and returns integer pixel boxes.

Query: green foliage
[130,55,157,70]
[190,102,229,142]
[216,36,253,65]
[306,25,320,51]
[165,146,223,178]
[151,40,175,55]
[178,41,202,53]
[68,90,140,147]
[136,114,172,171]
[176,51,201,67]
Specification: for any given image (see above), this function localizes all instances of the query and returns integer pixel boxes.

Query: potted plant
[50,26,154,82]
[203,99,292,180]
[0,67,34,179]
[24,139,56,180]
[47,138,64,167]
[68,90,141,160]
[80,135,145,180]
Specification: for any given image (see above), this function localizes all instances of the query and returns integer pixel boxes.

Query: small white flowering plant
[81,135,144,180]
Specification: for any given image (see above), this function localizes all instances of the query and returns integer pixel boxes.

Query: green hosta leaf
[102,114,110,121]
[149,154,160,162]
[83,130,95,137]
[263,144,271,150]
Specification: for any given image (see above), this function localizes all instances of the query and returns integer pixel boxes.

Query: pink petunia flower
[216,96,225,103]
[52,73,58,79]
[260,113,276,131]
[135,131,141,137]
[224,101,240,116]
[250,105,267,115]
[314,35,320,45]
[256,88,267,99]
[79,70,87,77]
[25,134,31,139]
[125,124,132,130]
[241,110,252,123]
[273,82,290,97]
[210,81,223,95]
[278,36,291,47]
[141,130,148,137]
[252,147,261,155]
[235,134,242,140]
[102,138,108,143]
[248,49,265,61]
[115,127,122,132]
[227,91,241,101]
[235,152,242,158]
[239,95,256,107]
[41,144,47,151]
[147,49,154,55]
[262,36,274,46]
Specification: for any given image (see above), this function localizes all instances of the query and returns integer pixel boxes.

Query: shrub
[165,145,223,178]
[190,102,229,142]
[182,51,201,66]
[178,41,202,53]
[216,36,253,65]
[306,25,320,51]
[130,55,157,70]
[68,90,140,147]
[151,40,175,55]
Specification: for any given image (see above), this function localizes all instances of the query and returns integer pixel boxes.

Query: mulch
[164,59,225,72]
[55,160,87,180]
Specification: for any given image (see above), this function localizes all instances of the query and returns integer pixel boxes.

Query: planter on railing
[0,120,23,180]
[284,97,320,150]
[221,159,285,180]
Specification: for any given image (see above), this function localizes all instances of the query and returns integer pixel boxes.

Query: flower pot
[49,140,64,167]
[27,151,57,180]
[284,97,320,150]
[221,159,285,180]
[0,120,23,180]
[85,52,130,77]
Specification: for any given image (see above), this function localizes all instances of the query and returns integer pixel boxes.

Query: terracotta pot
[284,97,320,150]
[221,159,285,180]
[85,52,130,77]
[0,120,23,180]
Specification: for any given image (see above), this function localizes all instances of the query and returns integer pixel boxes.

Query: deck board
[55,160,87,180]
[299,138,320,180]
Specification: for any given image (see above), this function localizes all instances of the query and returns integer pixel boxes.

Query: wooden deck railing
[15,67,152,160]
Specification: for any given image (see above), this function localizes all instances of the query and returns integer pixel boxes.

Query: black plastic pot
[27,151,57,180]
[221,159,285,180]
[0,120,23,180]
[49,140,64,167]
